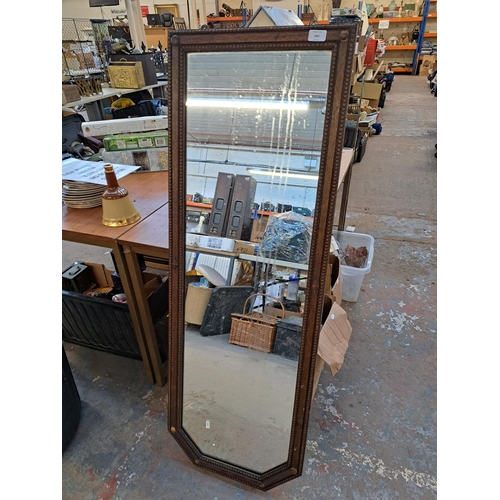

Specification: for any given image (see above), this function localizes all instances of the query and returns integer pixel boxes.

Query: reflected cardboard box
[250,217,268,243]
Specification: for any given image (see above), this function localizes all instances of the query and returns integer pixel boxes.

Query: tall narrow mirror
[168,25,357,490]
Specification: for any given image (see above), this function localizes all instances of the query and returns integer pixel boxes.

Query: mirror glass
[182,50,331,472]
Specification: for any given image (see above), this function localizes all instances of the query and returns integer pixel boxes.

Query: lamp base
[102,212,141,227]
[102,195,141,227]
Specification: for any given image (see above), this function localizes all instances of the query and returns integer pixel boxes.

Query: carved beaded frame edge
[167,24,358,491]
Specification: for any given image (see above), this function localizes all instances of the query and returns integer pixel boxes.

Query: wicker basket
[229,294,285,353]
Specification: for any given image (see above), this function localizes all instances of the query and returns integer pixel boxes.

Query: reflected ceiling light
[186,98,309,111]
[247,168,318,180]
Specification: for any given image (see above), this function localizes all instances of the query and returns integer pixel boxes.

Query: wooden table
[62,171,169,385]
[117,203,170,386]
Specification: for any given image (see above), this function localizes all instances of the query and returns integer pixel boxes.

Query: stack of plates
[62,180,106,208]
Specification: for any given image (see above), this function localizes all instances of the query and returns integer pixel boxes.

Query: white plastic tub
[332,230,375,302]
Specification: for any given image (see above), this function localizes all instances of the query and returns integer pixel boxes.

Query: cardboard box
[83,262,161,300]
[317,301,353,377]
[101,147,168,172]
[142,272,163,297]
[62,84,81,104]
[250,217,268,243]
[186,233,236,253]
[312,355,325,398]
[103,131,168,151]
[352,82,383,109]
[264,304,303,319]
[82,116,168,138]
[233,240,256,255]
[84,262,114,288]
[324,253,342,305]
[321,253,342,328]
[419,56,437,76]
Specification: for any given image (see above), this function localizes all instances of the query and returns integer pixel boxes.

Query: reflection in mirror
[182,50,331,472]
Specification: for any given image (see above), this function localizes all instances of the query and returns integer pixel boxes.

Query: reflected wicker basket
[229,294,285,353]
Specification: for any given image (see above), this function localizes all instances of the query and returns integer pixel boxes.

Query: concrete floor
[62,75,437,499]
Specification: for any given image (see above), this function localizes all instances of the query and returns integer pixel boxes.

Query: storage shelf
[186,201,276,217]
[385,45,417,51]
[238,253,309,272]
[368,16,422,23]
[427,13,437,18]
[424,33,437,37]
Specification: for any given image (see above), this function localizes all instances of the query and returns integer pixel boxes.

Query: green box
[103,130,168,151]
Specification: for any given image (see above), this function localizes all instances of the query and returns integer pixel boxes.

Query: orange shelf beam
[206,16,248,22]
[369,16,422,23]
[385,45,417,50]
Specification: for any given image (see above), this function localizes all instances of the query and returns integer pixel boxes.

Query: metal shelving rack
[411,0,431,74]
[62,18,113,95]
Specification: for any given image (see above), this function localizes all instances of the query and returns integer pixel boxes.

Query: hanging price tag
[378,20,390,29]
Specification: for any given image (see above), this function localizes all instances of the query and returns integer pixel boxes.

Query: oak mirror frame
[167,24,357,491]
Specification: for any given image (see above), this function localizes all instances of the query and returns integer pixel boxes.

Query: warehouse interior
[5,0,498,498]
[61,75,439,499]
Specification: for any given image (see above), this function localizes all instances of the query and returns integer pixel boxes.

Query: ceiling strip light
[247,168,318,180]
[186,98,309,111]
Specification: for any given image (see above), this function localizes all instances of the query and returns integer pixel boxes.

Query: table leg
[122,245,167,386]
[112,244,156,385]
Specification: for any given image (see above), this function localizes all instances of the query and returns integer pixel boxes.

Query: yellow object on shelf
[111,97,135,109]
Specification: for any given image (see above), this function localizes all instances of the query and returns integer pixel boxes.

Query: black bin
[62,345,81,452]
[62,277,169,361]
[273,316,303,361]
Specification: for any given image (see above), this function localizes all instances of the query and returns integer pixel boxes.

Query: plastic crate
[332,230,375,302]
[62,277,169,360]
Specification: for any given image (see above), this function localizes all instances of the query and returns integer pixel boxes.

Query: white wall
[62,0,215,26]
[63,0,128,19]
[62,0,337,25]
